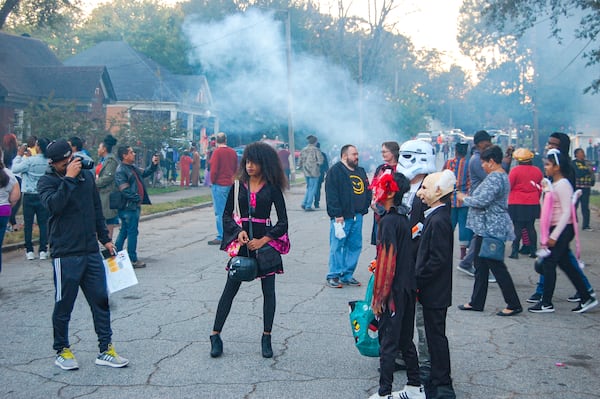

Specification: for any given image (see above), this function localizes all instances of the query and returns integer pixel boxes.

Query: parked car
[415,132,433,143]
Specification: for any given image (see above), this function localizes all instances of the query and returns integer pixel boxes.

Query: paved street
[1,184,600,398]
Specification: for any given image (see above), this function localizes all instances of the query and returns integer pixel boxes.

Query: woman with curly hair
[210,142,288,359]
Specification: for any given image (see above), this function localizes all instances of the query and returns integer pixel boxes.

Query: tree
[460,0,600,94]
[77,0,192,73]
[16,97,107,151]
[0,0,78,30]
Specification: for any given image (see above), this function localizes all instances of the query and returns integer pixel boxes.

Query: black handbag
[109,191,125,210]
[256,244,282,274]
[227,252,258,281]
[227,186,259,282]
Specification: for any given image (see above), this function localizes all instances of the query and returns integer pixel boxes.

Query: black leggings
[213,274,276,333]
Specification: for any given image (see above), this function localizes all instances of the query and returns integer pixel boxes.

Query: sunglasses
[546,148,560,166]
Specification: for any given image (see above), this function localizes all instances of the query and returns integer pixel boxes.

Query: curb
[2,202,213,253]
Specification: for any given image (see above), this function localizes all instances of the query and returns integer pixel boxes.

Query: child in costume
[415,170,457,399]
[368,170,425,399]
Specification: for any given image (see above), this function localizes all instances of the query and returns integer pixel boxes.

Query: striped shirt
[443,156,470,208]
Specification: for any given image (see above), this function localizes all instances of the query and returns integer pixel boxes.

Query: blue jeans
[116,207,141,262]
[0,215,8,272]
[535,249,592,295]
[211,184,231,240]
[23,193,48,253]
[450,207,473,246]
[327,214,363,281]
[302,176,319,209]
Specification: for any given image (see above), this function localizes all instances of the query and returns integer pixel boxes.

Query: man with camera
[114,146,159,268]
[38,139,128,370]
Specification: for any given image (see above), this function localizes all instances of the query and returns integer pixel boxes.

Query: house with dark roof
[0,31,116,139]
[64,41,217,142]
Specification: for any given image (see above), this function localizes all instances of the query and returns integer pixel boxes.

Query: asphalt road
[1,184,599,398]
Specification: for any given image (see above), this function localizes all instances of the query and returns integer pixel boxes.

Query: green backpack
[348,273,379,357]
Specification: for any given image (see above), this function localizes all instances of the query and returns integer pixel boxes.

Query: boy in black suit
[368,171,425,399]
[415,170,457,399]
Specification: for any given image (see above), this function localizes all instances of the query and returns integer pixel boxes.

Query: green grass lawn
[3,195,212,245]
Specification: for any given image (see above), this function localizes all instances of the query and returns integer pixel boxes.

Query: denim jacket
[12,154,48,194]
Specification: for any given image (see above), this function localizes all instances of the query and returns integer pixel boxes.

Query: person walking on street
[277,144,291,188]
[314,142,329,209]
[443,142,472,260]
[114,146,159,268]
[210,142,288,359]
[457,145,522,316]
[208,132,238,246]
[191,146,201,186]
[526,133,596,304]
[573,148,595,231]
[458,131,496,283]
[299,135,324,211]
[0,154,20,273]
[325,144,370,288]
[96,135,119,239]
[12,138,50,260]
[528,149,598,314]
[38,139,129,371]
[507,148,543,259]
[179,150,193,187]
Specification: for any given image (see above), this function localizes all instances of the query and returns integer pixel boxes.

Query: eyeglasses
[547,148,560,166]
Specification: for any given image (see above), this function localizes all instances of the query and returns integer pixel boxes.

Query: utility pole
[285,9,296,182]
[358,39,363,143]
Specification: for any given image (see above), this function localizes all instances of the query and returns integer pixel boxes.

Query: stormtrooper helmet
[396,140,437,180]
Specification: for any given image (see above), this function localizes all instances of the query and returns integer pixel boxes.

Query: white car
[415,132,433,143]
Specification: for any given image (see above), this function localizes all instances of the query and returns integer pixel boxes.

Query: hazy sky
[84,0,466,62]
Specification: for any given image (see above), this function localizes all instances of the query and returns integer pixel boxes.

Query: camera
[71,155,95,170]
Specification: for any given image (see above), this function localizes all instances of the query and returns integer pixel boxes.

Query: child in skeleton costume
[415,170,457,399]
[368,170,425,399]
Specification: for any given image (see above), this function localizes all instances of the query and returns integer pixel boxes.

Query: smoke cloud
[183,9,396,146]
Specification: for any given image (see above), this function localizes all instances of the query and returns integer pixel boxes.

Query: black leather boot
[261,334,273,358]
[509,247,519,259]
[210,334,223,358]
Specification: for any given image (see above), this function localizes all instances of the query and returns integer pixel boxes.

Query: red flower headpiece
[369,169,399,204]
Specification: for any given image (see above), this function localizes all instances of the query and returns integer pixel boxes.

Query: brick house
[64,41,217,143]
[0,32,116,140]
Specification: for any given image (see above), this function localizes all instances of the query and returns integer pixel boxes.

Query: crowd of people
[0,128,598,399]
[288,131,597,399]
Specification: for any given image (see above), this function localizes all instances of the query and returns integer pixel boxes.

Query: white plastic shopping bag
[103,250,138,294]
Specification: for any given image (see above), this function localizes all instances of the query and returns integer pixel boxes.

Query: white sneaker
[26,252,35,260]
[368,393,394,399]
[39,251,48,260]
[392,385,426,399]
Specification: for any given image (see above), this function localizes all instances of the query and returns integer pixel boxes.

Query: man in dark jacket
[114,146,159,268]
[324,144,370,288]
[38,139,128,371]
[415,170,457,399]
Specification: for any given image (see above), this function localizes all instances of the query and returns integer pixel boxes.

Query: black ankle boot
[509,248,519,259]
[261,334,273,358]
[210,334,223,358]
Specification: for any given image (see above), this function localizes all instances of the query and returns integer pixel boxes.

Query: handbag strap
[234,180,240,219]
[247,184,254,241]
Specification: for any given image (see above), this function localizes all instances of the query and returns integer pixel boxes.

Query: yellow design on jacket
[350,174,365,195]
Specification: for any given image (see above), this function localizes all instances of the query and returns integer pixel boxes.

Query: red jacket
[508,164,543,205]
